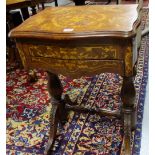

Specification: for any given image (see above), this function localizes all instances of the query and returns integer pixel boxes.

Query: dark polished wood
[6,0,36,18]
[38,0,58,8]
[73,0,118,6]
[6,0,33,10]
[6,0,33,64]
[10,4,142,155]
[121,76,136,154]
[46,72,67,155]
[6,10,23,62]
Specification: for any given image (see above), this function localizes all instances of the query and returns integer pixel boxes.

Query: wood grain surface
[10,4,140,39]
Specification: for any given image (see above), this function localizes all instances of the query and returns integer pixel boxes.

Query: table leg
[74,0,85,5]
[6,12,18,63]
[121,76,136,155]
[21,7,29,20]
[106,0,112,4]
[31,6,37,15]
[28,69,37,82]
[55,0,58,6]
[118,0,122,4]
[45,72,67,155]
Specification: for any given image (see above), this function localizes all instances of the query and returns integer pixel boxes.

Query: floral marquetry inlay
[10,4,140,78]
[28,44,122,60]
[10,5,140,39]
[124,46,133,76]
[30,58,124,78]
[9,4,141,154]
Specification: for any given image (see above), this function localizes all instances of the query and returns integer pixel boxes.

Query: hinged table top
[10,4,140,40]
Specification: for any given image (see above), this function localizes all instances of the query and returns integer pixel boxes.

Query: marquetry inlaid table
[10,4,142,155]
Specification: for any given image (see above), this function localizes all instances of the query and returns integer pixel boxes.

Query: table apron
[16,41,135,78]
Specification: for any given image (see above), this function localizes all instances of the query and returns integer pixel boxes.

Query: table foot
[45,103,59,155]
[28,70,38,83]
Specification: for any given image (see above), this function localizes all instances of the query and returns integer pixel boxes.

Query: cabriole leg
[45,72,64,155]
[121,76,136,155]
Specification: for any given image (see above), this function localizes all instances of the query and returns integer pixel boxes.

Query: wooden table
[7,0,43,18]
[6,0,57,64]
[6,0,33,9]
[6,0,58,18]
[10,5,142,155]
[7,0,35,18]
[6,0,40,31]
[73,0,119,5]
[6,0,59,34]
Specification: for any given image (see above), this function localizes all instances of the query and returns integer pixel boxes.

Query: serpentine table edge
[9,4,142,155]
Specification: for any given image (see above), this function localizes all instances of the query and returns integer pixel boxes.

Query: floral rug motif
[6,9,148,155]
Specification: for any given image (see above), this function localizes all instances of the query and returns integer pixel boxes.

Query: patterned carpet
[6,8,149,155]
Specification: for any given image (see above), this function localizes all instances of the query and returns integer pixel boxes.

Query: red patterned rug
[6,8,148,155]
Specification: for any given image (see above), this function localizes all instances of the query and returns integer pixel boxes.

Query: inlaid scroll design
[17,43,27,67]
[15,5,139,35]
[124,46,133,76]
[31,58,124,77]
[32,58,120,69]
[29,45,121,60]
